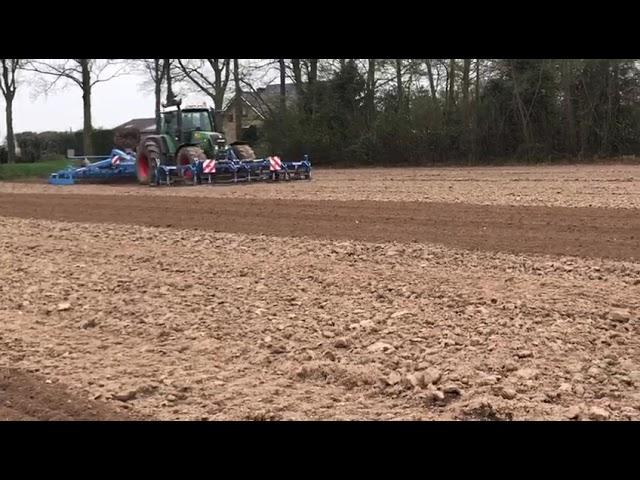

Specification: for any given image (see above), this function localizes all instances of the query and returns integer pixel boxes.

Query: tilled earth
[0,367,138,420]
[0,165,639,420]
[1,163,640,208]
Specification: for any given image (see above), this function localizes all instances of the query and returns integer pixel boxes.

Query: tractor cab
[159,100,226,159]
[161,107,212,141]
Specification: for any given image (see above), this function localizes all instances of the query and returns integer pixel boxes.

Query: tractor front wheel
[232,144,256,160]
[176,147,206,184]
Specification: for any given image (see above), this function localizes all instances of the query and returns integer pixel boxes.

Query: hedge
[11,129,116,163]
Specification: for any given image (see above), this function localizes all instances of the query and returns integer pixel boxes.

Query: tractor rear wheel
[232,144,256,160]
[136,140,161,185]
[176,147,206,183]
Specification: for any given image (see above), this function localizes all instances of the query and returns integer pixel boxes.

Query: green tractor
[135,98,255,185]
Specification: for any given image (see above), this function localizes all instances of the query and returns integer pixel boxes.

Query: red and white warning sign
[202,159,216,174]
[269,156,282,171]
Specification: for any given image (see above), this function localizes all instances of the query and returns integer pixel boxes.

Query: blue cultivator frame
[193,155,312,185]
[48,149,137,185]
[151,153,312,186]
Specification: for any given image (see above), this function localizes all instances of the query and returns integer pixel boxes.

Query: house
[114,118,157,134]
[222,83,299,143]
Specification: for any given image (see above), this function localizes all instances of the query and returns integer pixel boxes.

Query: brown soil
[1,165,639,421]
[2,163,639,208]
[0,216,639,421]
[0,367,137,420]
[0,193,638,262]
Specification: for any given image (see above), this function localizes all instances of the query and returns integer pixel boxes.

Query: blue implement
[48,149,137,185]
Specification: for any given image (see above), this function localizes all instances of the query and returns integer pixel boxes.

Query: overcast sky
[0,69,155,139]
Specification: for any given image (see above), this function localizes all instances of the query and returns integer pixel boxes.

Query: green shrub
[15,129,116,163]
[0,156,70,180]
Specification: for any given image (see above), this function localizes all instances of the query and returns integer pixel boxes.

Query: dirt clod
[609,309,631,323]
[588,406,611,421]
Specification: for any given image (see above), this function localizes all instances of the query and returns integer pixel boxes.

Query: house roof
[114,118,157,132]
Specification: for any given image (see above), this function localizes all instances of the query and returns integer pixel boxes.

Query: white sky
[0,69,155,139]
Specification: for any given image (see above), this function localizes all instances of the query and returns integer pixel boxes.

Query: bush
[0,156,69,180]
[15,129,116,162]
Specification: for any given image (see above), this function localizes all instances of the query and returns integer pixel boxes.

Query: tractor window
[182,111,213,132]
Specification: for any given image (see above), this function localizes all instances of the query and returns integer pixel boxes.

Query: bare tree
[425,59,437,99]
[0,59,21,163]
[307,59,318,84]
[177,59,231,131]
[561,59,578,154]
[24,59,127,155]
[509,59,545,149]
[135,59,168,132]
[233,59,242,141]
[396,59,404,112]
[291,59,304,113]
[365,59,377,124]
[472,59,482,162]
[447,58,457,113]
[462,59,471,124]
[279,59,287,114]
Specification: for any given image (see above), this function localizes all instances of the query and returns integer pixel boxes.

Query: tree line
[2,59,640,165]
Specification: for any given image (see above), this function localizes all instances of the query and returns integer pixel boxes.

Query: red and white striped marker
[202,159,216,174]
[269,156,282,171]
[111,155,120,166]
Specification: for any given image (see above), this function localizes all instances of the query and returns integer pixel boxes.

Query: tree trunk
[80,59,93,156]
[576,79,589,157]
[291,59,302,85]
[603,60,619,155]
[460,59,471,163]
[165,58,174,104]
[396,59,403,112]
[426,59,437,99]
[0,59,18,163]
[462,59,471,125]
[510,61,533,149]
[561,59,577,154]
[210,59,230,115]
[279,58,286,114]
[233,59,242,142]
[309,59,318,83]
[471,59,481,163]
[611,61,621,151]
[5,94,15,163]
[154,59,163,133]
[291,59,303,109]
[366,59,376,124]
[513,87,532,147]
[447,59,456,112]
[475,59,480,101]
[307,59,318,116]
